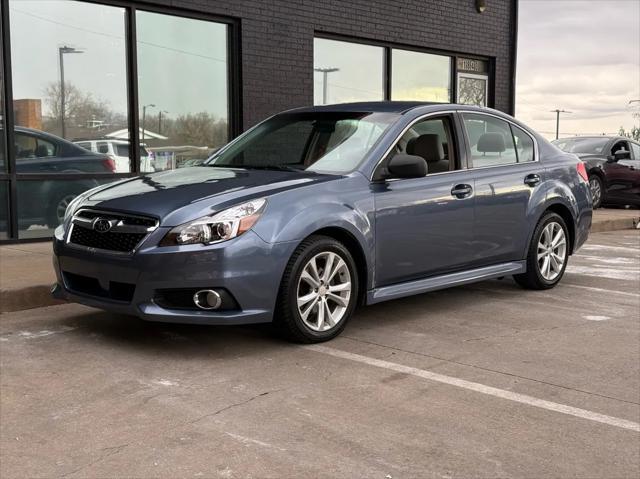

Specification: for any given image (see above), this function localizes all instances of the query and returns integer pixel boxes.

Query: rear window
[553,138,609,154]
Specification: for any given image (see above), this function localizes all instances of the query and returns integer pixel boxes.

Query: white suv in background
[74,139,154,173]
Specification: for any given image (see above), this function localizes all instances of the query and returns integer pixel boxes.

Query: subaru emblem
[93,218,114,233]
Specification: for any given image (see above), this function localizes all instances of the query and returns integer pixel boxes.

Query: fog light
[193,289,222,310]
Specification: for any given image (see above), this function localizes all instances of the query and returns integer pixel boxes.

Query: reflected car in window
[52,103,592,343]
[8,126,115,228]
[74,138,154,173]
[553,136,640,208]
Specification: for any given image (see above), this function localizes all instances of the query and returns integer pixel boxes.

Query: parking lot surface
[1,230,639,478]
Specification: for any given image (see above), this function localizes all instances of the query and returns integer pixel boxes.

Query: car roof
[288,101,443,114]
[286,101,518,119]
[555,136,625,142]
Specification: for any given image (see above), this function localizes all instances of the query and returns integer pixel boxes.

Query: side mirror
[614,150,631,161]
[387,154,427,179]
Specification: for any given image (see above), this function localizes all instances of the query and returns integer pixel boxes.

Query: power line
[11,8,226,63]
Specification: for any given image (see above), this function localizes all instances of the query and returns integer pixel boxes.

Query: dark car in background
[553,136,640,209]
[52,102,592,343]
[12,126,115,228]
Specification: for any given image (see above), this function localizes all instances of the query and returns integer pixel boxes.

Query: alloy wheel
[537,221,567,281]
[589,177,602,207]
[296,251,352,332]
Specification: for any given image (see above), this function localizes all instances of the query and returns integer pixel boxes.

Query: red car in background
[553,136,640,209]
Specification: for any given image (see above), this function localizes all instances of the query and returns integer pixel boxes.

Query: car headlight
[160,198,267,246]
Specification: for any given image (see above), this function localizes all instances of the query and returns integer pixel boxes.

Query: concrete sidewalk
[1,208,638,313]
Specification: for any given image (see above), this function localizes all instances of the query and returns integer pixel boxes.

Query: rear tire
[274,235,358,343]
[588,175,604,209]
[514,212,569,290]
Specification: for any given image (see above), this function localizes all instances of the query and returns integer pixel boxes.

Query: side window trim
[458,110,539,170]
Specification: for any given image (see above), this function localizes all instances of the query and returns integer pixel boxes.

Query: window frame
[314,32,493,108]
[458,111,539,171]
[0,0,241,242]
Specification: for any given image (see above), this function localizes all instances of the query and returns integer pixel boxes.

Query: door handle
[451,184,473,199]
[524,173,541,187]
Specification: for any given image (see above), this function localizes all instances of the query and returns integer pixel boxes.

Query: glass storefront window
[0,182,8,239]
[458,73,488,107]
[391,49,451,102]
[314,38,384,105]
[8,0,131,172]
[16,178,113,238]
[136,11,228,171]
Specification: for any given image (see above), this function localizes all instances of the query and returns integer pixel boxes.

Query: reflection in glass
[314,38,384,105]
[391,49,451,102]
[17,178,112,238]
[137,11,228,172]
[9,0,131,172]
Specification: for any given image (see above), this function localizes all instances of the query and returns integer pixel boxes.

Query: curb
[1,217,638,314]
[590,216,639,233]
[0,285,65,313]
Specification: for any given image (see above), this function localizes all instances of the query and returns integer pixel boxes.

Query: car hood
[81,167,337,225]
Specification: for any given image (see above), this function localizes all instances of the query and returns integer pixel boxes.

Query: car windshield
[553,137,609,154]
[116,144,150,158]
[206,111,399,173]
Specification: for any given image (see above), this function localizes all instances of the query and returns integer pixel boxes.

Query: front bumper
[52,226,297,325]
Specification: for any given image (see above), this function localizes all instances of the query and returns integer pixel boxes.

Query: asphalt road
[1,230,639,478]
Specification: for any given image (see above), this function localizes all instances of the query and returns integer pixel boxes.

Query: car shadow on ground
[55,278,522,358]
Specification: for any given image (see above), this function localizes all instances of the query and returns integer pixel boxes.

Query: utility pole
[551,109,572,140]
[314,67,339,104]
[58,46,84,138]
[158,110,169,136]
[141,103,156,145]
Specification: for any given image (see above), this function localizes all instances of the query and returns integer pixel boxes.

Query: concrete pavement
[1,230,638,478]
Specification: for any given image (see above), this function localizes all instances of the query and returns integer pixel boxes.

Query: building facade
[0,0,517,241]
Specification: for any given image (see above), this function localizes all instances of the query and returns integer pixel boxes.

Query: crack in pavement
[61,444,129,478]
[189,388,286,424]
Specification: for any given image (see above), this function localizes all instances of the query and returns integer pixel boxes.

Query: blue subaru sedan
[52,102,592,342]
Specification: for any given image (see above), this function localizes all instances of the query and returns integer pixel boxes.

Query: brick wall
[129,0,515,130]
[13,99,42,130]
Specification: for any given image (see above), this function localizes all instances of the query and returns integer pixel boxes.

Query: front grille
[68,209,158,254]
[63,271,136,303]
[70,227,146,252]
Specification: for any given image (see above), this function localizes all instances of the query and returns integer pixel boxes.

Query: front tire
[275,235,358,343]
[514,212,569,290]
[589,175,604,209]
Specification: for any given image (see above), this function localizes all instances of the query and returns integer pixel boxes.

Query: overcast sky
[516,0,640,139]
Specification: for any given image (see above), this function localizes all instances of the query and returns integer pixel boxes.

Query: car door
[373,114,475,287]
[604,139,640,204]
[460,112,544,267]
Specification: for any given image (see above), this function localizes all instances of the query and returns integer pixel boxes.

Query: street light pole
[551,109,572,140]
[141,103,156,145]
[314,67,339,104]
[58,45,84,138]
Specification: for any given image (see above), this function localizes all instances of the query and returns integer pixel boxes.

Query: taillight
[102,157,116,172]
[576,162,588,183]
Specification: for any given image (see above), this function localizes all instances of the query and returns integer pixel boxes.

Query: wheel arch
[297,226,369,306]
[543,202,576,255]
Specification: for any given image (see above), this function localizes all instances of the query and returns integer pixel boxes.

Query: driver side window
[392,116,458,175]
[611,140,630,156]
